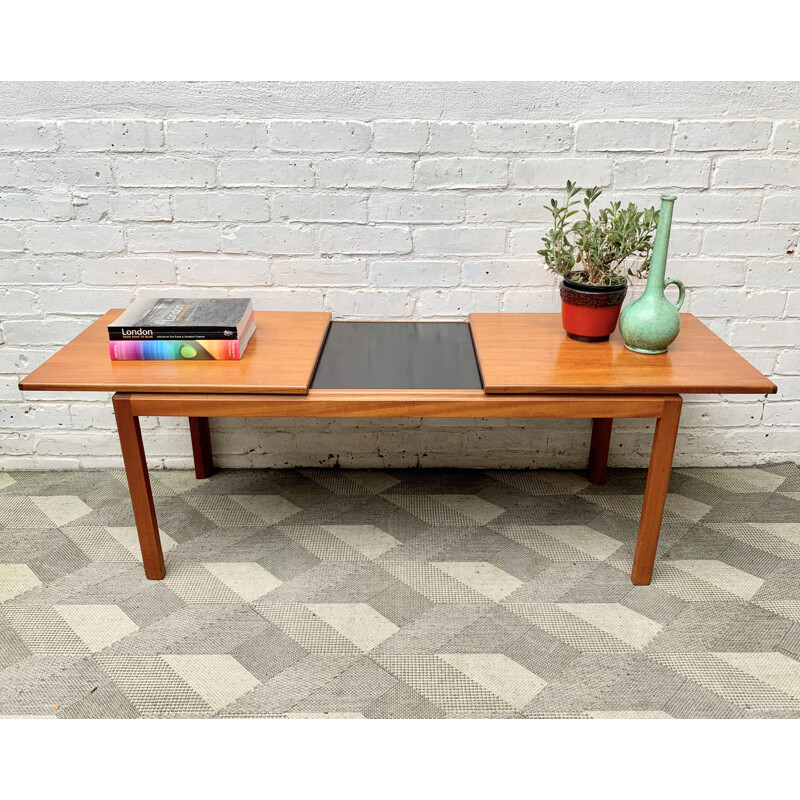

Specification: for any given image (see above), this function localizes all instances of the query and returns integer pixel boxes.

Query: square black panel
[310,322,483,390]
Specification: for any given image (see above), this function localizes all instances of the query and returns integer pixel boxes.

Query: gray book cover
[108,298,254,340]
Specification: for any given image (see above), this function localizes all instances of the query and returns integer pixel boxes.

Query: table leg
[189,417,215,479]
[631,396,683,586]
[112,394,165,580]
[588,418,613,485]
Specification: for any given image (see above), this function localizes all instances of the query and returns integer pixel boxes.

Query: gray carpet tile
[0,464,798,719]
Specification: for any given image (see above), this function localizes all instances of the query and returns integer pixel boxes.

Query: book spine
[109,339,243,361]
[108,328,239,340]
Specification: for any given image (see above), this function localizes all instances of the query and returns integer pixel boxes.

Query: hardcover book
[108,298,254,340]
[109,315,256,361]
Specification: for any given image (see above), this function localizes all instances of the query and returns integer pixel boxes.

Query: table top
[311,322,482,390]
[469,313,776,395]
[19,310,332,395]
[19,309,776,397]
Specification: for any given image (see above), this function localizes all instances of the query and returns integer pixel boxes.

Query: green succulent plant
[538,181,659,286]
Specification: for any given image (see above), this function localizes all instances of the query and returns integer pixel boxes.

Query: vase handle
[665,278,685,311]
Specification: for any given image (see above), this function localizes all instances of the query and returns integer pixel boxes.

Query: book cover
[109,316,256,361]
[108,298,254,340]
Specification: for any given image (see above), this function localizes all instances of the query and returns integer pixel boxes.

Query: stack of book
[108,298,256,361]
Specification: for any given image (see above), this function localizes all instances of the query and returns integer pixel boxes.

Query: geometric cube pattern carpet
[0,463,798,719]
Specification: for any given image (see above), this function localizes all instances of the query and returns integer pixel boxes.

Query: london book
[109,315,256,360]
[108,298,254,340]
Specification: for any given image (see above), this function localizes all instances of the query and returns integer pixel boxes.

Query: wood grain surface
[19,310,332,394]
[124,390,668,419]
[469,313,777,395]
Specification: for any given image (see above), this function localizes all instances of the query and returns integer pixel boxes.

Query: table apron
[121,392,673,419]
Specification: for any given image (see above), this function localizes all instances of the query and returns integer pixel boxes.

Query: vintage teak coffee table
[19,310,776,586]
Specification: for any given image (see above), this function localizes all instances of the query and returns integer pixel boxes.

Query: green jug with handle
[618,194,685,354]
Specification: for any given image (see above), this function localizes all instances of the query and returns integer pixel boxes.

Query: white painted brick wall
[369,193,464,223]
[773,123,800,152]
[222,224,315,255]
[427,122,472,153]
[1,84,798,470]
[413,227,506,256]
[273,258,367,286]
[220,158,314,187]
[116,156,216,187]
[317,157,413,189]
[373,121,428,153]
[28,223,125,254]
[761,195,800,224]
[614,158,712,189]
[372,260,460,287]
[270,121,370,152]
[703,227,798,256]
[273,192,367,223]
[0,224,25,251]
[414,158,508,189]
[320,225,411,255]
[172,191,271,222]
[128,223,219,253]
[15,158,114,187]
[714,158,800,188]
[474,122,573,152]
[674,121,772,152]
[165,120,265,151]
[576,121,673,152]
[512,158,613,188]
[61,121,164,152]
[109,193,171,221]
[0,121,59,151]
[0,192,73,221]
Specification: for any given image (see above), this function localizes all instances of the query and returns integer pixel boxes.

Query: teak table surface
[20,310,776,397]
[469,313,776,395]
[20,309,333,395]
[17,310,777,588]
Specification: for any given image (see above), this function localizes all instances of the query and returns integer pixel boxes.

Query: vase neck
[645,195,676,293]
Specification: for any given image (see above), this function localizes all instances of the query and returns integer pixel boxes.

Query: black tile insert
[310,322,483,390]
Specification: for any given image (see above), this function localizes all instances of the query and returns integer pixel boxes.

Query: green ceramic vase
[619,194,686,354]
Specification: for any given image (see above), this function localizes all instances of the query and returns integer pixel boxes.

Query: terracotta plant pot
[559,278,627,342]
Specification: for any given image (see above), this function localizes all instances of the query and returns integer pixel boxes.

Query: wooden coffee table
[19,310,776,586]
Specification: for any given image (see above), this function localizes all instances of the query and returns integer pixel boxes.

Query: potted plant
[538,181,659,342]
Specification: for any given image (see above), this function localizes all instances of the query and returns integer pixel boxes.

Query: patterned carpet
[0,463,799,719]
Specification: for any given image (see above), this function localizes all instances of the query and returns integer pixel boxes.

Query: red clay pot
[560,278,627,342]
